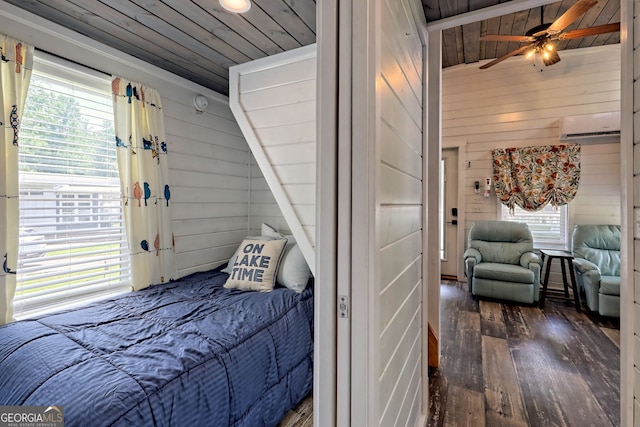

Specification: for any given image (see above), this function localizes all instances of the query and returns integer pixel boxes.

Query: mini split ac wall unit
[559,111,620,144]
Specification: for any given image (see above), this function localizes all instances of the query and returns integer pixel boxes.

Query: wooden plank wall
[442,44,621,289]
[0,2,275,280]
[166,98,252,278]
[229,45,317,274]
[376,0,424,425]
[249,155,291,236]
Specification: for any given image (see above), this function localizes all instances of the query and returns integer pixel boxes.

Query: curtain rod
[35,47,109,77]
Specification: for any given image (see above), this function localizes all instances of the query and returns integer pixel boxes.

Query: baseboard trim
[428,322,439,368]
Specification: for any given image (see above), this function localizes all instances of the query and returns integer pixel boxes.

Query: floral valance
[492,144,581,213]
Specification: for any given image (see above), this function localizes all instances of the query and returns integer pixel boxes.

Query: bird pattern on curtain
[0,35,33,325]
[492,144,581,213]
[112,77,175,291]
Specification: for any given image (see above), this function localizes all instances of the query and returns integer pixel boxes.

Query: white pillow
[277,236,311,293]
[261,223,282,238]
[224,238,287,292]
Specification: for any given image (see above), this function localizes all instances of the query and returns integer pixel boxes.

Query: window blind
[15,53,130,318]
[500,203,568,249]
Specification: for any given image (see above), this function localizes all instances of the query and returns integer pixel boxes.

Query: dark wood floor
[428,281,620,427]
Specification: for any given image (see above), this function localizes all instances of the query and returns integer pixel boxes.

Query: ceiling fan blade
[558,22,621,39]
[480,35,533,42]
[547,0,598,34]
[479,45,532,70]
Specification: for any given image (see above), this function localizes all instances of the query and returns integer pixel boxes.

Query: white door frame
[441,141,467,282]
[317,0,636,426]
[440,147,466,280]
[315,0,339,426]
[426,2,632,425]
[424,28,442,378]
[618,0,633,425]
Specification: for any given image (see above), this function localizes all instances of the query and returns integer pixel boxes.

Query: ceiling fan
[479,0,620,69]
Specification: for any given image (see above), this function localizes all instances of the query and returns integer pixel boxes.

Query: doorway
[440,148,458,280]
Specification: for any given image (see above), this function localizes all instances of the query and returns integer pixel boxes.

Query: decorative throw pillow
[224,238,287,292]
[221,234,276,274]
[233,224,311,292]
[277,236,311,293]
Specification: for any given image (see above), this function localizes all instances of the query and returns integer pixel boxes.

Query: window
[15,52,130,318]
[500,202,569,250]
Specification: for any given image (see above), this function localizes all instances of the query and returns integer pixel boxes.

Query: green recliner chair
[464,220,541,304]
[571,224,620,318]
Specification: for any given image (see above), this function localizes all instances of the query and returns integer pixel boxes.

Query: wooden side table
[539,249,581,312]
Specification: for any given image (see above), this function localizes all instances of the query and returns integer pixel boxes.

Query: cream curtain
[0,35,33,324]
[112,77,175,291]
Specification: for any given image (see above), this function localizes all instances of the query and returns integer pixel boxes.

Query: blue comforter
[0,271,313,427]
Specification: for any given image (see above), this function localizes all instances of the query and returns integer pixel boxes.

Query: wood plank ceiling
[3,0,620,96]
[423,0,620,69]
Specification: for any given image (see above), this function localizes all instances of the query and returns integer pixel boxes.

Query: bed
[0,269,313,427]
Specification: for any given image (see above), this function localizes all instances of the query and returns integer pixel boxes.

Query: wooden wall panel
[379,206,422,247]
[0,2,285,282]
[380,124,422,179]
[376,0,424,425]
[240,80,316,112]
[379,259,422,329]
[229,44,317,274]
[379,166,422,205]
[379,231,423,291]
[379,323,421,427]
[379,294,422,427]
[254,121,315,144]
[442,44,621,289]
[249,160,290,235]
[238,56,316,92]
[164,98,252,278]
[272,163,316,184]
[246,100,316,128]
[572,144,621,226]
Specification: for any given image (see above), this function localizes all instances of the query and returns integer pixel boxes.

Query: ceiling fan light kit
[479,0,619,70]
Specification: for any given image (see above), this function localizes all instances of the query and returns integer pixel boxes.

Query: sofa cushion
[473,263,534,284]
[468,221,534,265]
[472,279,536,304]
[598,293,620,317]
[471,241,531,265]
[572,224,620,277]
[577,248,620,277]
[599,275,620,296]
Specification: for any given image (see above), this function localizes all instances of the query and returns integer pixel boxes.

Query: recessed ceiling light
[219,0,251,13]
